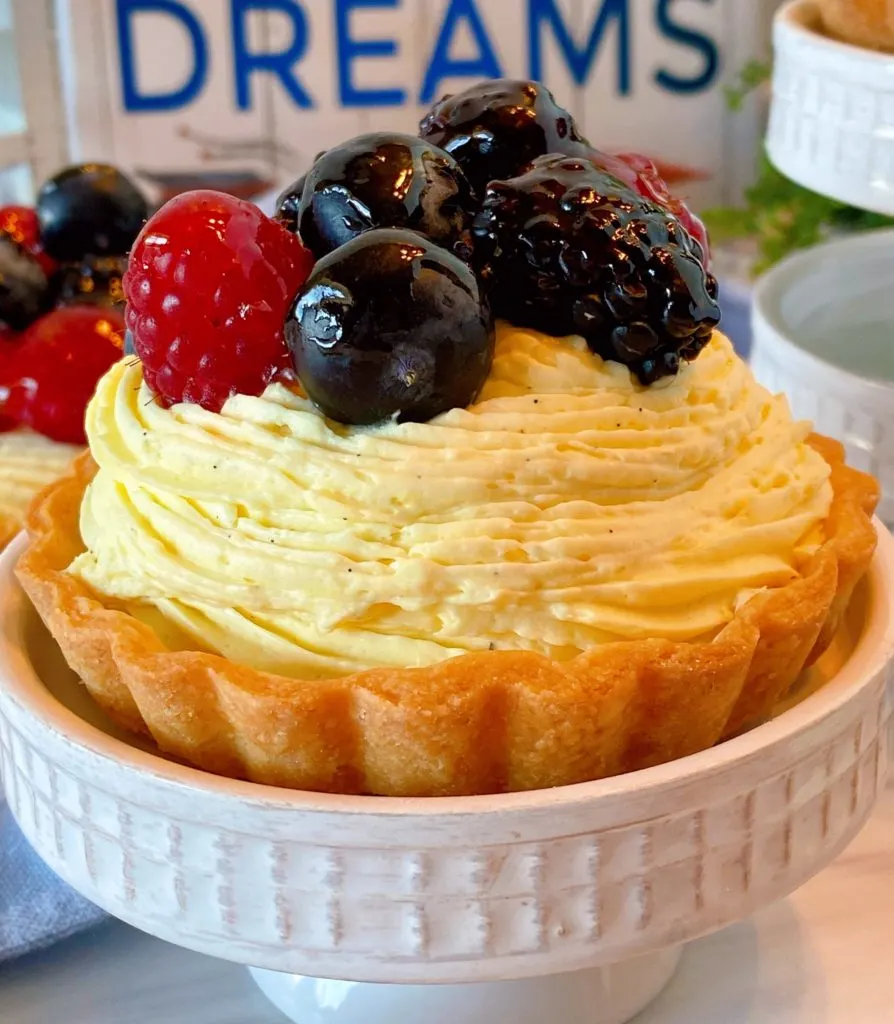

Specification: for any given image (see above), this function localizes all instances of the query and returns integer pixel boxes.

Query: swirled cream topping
[70,326,833,679]
[0,431,80,536]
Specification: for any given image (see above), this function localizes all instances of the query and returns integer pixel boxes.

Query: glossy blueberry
[296,134,474,259]
[275,151,327,234]
[36,164,149,263]
[274,173,307,234]
[419,79,590,196]
[286,229,494,426]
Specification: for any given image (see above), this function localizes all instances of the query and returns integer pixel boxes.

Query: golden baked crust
[818,0,894,51]
[16,438,879,796]
[0,512,20,554]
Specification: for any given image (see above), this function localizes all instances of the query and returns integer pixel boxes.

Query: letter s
[654,0,719,95]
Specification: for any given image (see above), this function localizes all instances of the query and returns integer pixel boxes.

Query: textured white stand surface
[1,783,893,1024]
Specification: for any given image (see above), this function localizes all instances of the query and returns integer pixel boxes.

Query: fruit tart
[0,166,147,550]
[17,82,879,797]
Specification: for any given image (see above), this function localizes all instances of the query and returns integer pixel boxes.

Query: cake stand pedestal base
[248,945,682,1024]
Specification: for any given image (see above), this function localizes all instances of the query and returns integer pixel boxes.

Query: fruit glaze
[125,79,717,427]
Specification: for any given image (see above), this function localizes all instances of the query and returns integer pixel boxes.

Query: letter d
[117,0,209,112]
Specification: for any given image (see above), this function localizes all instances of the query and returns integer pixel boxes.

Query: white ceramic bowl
[1,533,893,1023]
[768,0,894,215]
[750,228,894,524]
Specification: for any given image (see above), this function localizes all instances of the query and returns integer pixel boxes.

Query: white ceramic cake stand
[1,535,893,1024]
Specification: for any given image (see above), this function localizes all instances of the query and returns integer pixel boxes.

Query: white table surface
[1,779,892,1024]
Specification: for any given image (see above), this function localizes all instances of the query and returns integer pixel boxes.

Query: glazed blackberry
[52,254,127,310]
[297,134,474,259]
[472,156,720,383]
[419,80,590,196]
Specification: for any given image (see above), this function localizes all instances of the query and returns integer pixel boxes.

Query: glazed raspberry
[3,306,125,443]
[0,339,16,431]
[0,205,57,277]
[125,190,314,411]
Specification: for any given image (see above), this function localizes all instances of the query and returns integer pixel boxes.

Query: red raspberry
[0,205,58,277]
[613,153,711,264]
[125,190,314,412]
[2,306,124,444]
[0,338,16,432]
[584,150,642,192]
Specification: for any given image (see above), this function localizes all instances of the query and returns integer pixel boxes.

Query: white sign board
[55,0,780,208]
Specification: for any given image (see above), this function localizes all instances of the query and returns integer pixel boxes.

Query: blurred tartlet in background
[0,164,146,549]
[817,0,894,51]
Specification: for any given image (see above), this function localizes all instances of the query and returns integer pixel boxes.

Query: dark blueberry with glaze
[296,134,474,259]
[472,155,720,384]
[36,164,149,263]
[274,174,307,234]
[419,79,590,196]
[51,254,127,310]
[275,151,327,233]
[286,228,494,425]
[0,237,50,331]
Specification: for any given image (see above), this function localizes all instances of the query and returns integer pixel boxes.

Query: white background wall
[2,0,784,207]
[0,0,67,202]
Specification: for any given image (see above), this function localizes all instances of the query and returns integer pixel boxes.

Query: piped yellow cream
[0,432,80,530]
[69,325,833,679]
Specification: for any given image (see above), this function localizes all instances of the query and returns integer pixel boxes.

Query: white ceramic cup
[750,228,894,524]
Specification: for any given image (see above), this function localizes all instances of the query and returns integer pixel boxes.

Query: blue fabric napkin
[0,282,753,965]
[0,798,106,963]
[721,280,753,360]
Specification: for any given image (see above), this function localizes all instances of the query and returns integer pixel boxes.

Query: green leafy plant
[702,62,894,275]
[724,59,773,112]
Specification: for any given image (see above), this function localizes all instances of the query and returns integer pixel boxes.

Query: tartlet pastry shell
[0,513,19,555]
[16,437,879,796]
